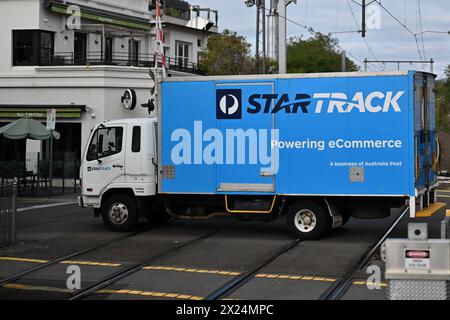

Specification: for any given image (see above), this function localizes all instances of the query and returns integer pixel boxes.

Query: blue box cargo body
[159,71,437,203]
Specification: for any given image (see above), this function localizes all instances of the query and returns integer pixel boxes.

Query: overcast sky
[192,0,450,78]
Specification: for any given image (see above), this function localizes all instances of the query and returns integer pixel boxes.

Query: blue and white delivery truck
[79,71,439,239]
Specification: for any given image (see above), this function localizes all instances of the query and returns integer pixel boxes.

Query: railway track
[0,206,409,300]
[319,205,409,300]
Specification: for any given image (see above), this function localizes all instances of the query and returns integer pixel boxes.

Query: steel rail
[319,205,409,300]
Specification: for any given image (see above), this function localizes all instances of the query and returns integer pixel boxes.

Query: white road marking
[17,202,78,213]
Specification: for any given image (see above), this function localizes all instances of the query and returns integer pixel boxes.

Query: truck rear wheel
[102,194,139,232]
[286,201,332,240]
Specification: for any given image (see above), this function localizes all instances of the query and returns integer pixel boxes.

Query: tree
[435,65,450,133]
[199,29,255,75]
[287,33,359,73]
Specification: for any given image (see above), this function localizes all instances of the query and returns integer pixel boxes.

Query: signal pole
[255,0,266,73]
[278,0,287,73]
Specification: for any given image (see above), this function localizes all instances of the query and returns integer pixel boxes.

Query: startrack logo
[216,89,404,118]
[312,91,403,113]
[216,89,242,119]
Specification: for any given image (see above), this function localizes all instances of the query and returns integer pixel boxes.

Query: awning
[0,118,60,140]
[0,105,85,119]
[48,1,152,31]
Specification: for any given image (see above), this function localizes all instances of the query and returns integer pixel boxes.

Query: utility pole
[267,0,279,61]
[341,51,347,72]
[245,0,267,73]
[278,0,287,73]
[361,0,366,37]
[277,0,296,74]
[255,0,266,73]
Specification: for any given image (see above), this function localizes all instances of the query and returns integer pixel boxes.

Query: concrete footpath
[17,194,79,211]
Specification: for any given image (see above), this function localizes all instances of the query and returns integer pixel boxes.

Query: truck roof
[102,117,157,125]
[161,70,434,83]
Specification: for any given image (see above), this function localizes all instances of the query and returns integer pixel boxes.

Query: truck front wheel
[286,201,332,240]
[102,194,139,232]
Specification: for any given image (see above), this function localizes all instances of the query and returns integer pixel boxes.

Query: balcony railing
[38,51,203,75]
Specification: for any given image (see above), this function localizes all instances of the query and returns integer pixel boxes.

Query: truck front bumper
[78,195,101,208]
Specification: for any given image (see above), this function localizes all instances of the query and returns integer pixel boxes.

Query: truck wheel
[102,194,139,232]
[286,201,332,240]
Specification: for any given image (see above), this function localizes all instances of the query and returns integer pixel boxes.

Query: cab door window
[87,127,123,161]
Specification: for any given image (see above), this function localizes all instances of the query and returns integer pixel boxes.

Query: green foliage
[287,33,359,73]
[200,29,255,75]
[199,31,359,76]
[435,65,450,133]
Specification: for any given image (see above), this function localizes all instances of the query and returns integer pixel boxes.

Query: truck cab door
[82,124,126,196]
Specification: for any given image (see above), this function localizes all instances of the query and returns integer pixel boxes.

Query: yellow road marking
[60,260,121,267]
[142,265,241,276]
[143,265,337,284]
[255,273,336,283]
[0,257,49,264]
[416,202,447,217]
[0,256,121,267]
[96,289,203,300]
[352,280,388,287]
[438,195,450,198]
[3,283,74,293]
[438,189,450,193]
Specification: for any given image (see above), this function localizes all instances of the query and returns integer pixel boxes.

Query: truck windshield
[87,127,123,161]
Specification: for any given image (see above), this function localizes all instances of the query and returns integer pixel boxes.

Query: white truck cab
[79,118,159,230]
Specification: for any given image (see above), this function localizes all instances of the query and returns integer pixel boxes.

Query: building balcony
[37,51,203,75]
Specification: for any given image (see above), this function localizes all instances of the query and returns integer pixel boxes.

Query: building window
[74,32,87,65]
[175,41,190,68]
[13,30,54,66]
[105,37,114,63]
[197,39,202,47]
[128,39,140,66]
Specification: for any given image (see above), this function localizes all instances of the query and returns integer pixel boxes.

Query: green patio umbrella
[0,118,60,140]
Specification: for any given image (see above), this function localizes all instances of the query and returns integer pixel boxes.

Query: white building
[0,0,218,170]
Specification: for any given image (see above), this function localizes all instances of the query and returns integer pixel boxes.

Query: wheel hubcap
[109,203,129,225]
[294,209,317,233]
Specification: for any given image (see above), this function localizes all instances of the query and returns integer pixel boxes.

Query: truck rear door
[414,72,437,191]
[216,81,276,193]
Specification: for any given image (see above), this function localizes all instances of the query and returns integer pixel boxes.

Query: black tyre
[286,201,332,240]
[102,194,139,232]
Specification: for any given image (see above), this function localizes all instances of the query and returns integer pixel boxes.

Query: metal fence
[0,183,17,247]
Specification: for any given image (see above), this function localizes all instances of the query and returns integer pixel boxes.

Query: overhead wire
[345,0,384,71]
[264,6,378,71]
